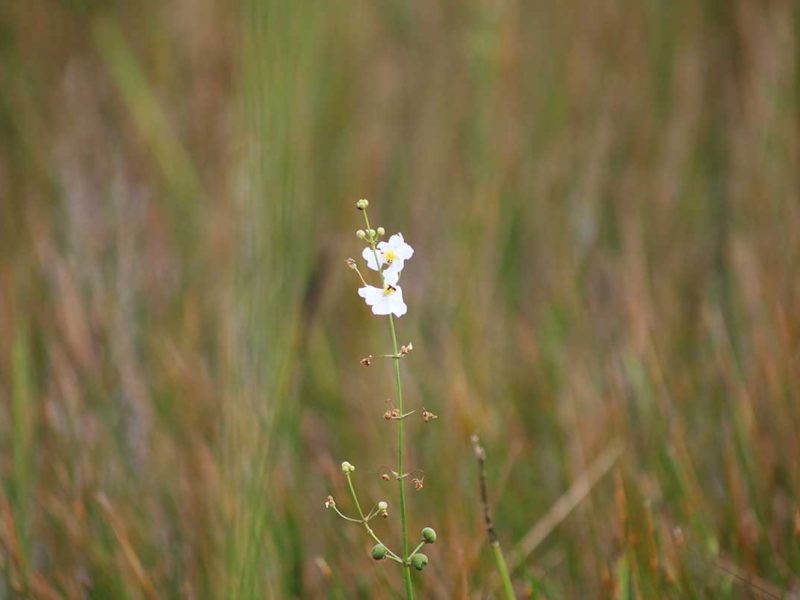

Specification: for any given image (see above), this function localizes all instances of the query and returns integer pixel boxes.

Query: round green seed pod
[421,527,437,544]
[411,553,429,571]
[371,544,388,561]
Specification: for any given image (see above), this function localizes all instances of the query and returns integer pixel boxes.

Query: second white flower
[358,284,408,317]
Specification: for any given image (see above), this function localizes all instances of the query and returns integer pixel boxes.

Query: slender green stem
[345,471,367,519]
[360,207,414,599]
[408,541,426,560]
[331,505,363,524]
[388,314,414,598]
[492,541,515,600]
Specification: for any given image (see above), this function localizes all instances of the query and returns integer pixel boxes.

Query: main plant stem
[389,314,414,599]
[362,208,414,599]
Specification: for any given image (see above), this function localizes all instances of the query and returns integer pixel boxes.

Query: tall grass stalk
[491,543,515,600]
[473,436,515,600]
[11,324,32,591]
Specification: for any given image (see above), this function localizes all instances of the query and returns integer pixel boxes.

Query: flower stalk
[362,206,415,597]
[326,199,436,600]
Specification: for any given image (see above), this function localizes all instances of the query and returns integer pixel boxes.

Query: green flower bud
[371,543,388,561]
[421,527,437,544]
[356,199,369,210]
[367,228,376,240]
[356,229,366,240]
[341,461,355,474]
[410,553,429,571]
[376,226,385,237]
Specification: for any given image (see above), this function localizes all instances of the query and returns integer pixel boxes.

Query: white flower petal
[383,268,400,286]
[371,297,394,315]
[390,286,407,317]
[387,233,414,260]
[397,243,414,260]
[358,285,384,304]
[383,261,402,281]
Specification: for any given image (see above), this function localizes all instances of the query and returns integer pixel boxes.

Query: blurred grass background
[1,0,800,598]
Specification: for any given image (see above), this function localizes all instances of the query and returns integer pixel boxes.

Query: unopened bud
[411,553,429,571]
[421,527,437,544]
[324,495,335,509]
[371,543,387,560]
[376,227,385,236]
[368,228,376,240]
[356,199,369,210]
[341,461,355,474]
[378,501,388,511]
[356,229,366,240]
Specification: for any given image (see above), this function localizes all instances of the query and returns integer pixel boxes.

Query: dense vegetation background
[1,0,799,597]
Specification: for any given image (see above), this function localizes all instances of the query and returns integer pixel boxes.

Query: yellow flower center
[383,285,396,296]
[383,249,397,264]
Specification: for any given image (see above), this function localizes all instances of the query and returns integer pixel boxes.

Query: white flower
[358,284,407,317]
[362,233,414,285]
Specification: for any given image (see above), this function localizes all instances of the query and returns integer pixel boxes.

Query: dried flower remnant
[384,400,399,420]
[422,408,438,423]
